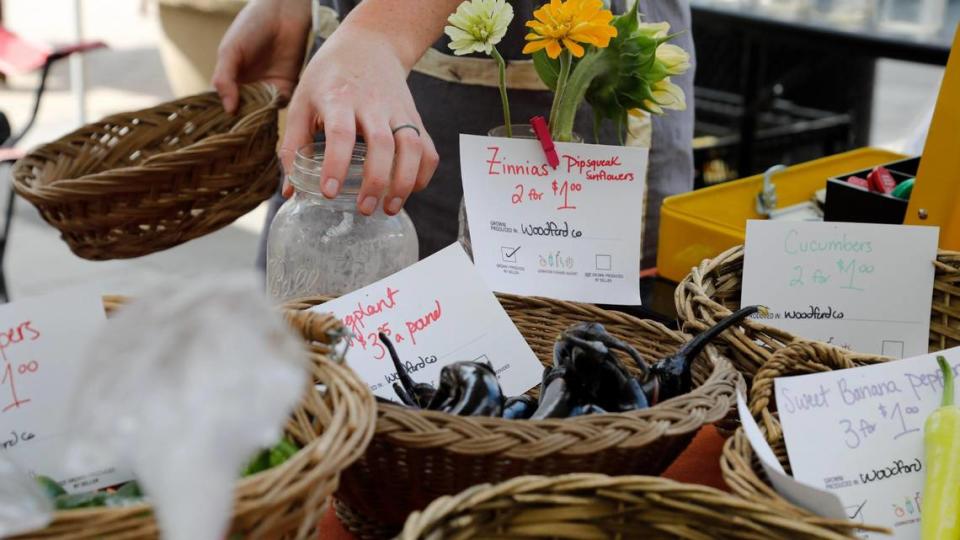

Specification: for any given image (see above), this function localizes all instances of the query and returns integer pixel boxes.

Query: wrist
[339,1,446,71]
[333,21,418,71]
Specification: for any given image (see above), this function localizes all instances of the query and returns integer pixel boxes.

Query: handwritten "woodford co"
[858,458,922,484]
[520,221,583,238]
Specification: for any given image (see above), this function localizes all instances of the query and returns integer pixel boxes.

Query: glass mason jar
[266,143,419,302]
[458,125,581,259]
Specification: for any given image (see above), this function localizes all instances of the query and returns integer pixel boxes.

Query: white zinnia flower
[644,77,687,114]
[636,20,671,39]
[656,43,690,76]
[444,0,514,56]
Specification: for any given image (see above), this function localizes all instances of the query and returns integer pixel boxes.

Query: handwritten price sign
[0,322,41,413]
[0,290,132,492]
[742,221,938,358]
[340,286,443,361]
[314,245,543,400]
[460,135,647,305]
[776,348,960,538]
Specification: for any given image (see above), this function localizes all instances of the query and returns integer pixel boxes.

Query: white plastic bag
[0,452,52,537]
[63,274,309,540]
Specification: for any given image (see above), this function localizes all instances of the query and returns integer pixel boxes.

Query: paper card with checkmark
[311,244,543,401]
[460,135,646,305]
[736,393,849,523]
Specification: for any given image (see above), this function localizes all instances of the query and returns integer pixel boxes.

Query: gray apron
[256,0,695,269]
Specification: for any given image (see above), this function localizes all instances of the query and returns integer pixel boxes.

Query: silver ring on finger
[391,124,421,138]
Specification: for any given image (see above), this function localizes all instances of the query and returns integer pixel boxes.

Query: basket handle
[749,340,887,418]
[283,308,345,345]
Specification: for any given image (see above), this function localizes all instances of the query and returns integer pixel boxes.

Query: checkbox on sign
[595,254,612,271]
[501,246,520,263]
[881,340,905,359]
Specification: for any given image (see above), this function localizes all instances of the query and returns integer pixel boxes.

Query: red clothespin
[530,116,559,169]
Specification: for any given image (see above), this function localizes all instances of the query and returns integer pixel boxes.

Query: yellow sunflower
[522,0,618,59]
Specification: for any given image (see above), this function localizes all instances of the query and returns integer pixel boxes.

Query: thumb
[211,49,241,115]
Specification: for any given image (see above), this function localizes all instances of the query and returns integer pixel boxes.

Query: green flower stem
[548,51,572,136]
[552,50,611,142]
[490,47,512,138]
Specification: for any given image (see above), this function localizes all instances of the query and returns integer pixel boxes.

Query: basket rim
[284,292,742,456]
[674,244,960,365]
[40,357,369,522]
[678,244,960,319]
[719,340,893,537]
[12,82,282,197]
[34,298,376,534]
[399,472,862,540]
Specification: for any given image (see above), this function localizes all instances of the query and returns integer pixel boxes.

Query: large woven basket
[720,340,890,538]
[284,293,742,537]
[12,82,282,260]
[675,245,960,381]
[399,473,866,539]
[14,300,376,540]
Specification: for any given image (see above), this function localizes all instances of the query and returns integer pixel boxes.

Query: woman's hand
[279,26,440,217]
[212,0,312,113]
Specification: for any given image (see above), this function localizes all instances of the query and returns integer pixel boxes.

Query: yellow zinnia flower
[522,0,618,59]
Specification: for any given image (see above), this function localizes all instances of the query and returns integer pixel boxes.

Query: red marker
[867,166,896,194]
[847,176,869,189]
[530,116,559,169]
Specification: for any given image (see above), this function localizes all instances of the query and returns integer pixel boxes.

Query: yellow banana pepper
[922,355,960,540]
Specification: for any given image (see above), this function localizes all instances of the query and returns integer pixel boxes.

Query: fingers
[357,115,395,216]
[278,93,316,178]
[211,47,240,115]
[384,123,423,216]
[415,131,439,193]
[318,107,358,199]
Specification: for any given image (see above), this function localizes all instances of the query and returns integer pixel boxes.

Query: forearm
[337,0,463,71]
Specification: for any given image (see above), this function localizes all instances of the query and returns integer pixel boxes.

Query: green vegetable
[243,449,271,477]
[268,438,299,468]
[114,481,142,498]
[892,177,915,200]
[921,356,960,540]
[243,438,300,477]
[35,476,67,499]
[54,491,109,510]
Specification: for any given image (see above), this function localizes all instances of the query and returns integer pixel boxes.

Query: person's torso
[317,0,629,60]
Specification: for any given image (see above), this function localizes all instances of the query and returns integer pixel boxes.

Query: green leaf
[532,50,560,91]
[584,6,673,129]
[617,0,641,34]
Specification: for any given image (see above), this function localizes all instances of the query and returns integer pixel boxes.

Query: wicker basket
[14,302,376,540]
[284,293,742,537]
[399,472,867,539]
[12,83,282,260]
[719,340,890,538]
[675,245,960,381]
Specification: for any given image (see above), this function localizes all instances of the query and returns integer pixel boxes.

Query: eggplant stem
[675,305,763,366]
[564,335,609,355]
[382,332,420,407]
[605,340,650,379]
[392,383,418,407]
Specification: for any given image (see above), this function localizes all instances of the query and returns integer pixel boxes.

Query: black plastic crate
[694,87,853,187]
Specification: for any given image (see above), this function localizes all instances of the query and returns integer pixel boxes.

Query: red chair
[0,26,105,301]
